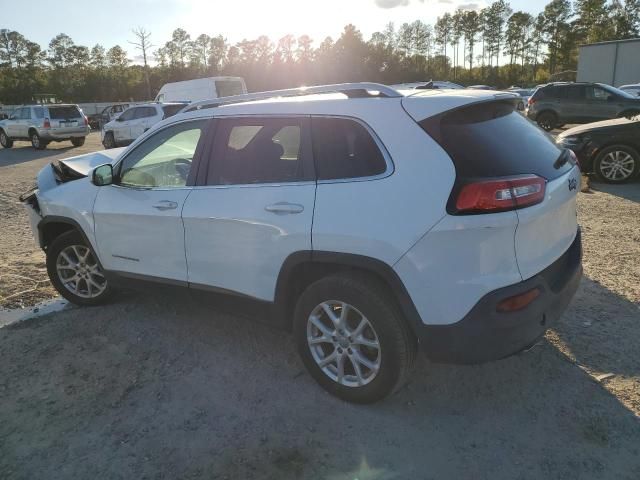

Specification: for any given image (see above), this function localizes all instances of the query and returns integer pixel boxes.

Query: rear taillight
[43,118,51,129]
[83,116,88,126]
[528,97,536,105]
[455,175,546,214]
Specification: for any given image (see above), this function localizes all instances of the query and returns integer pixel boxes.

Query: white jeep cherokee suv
[21,83,582,403]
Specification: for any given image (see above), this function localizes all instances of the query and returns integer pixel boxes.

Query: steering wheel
[174,158,192,181]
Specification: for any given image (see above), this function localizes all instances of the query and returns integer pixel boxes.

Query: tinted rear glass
[48,106,82,119]
[419,100,571,180]
[162,104,184,118]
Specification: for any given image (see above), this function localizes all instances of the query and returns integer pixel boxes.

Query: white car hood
[58,147,125,176]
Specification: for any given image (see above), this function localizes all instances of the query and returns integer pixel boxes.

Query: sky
[4,0,546,60]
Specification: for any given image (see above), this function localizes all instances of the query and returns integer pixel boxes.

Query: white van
[154,77,247,103]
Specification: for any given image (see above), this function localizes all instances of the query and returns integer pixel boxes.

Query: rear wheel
[0,130,12,148]
[293,273,416,404]
[46,230,112,306]
[103,131,115,149]
[30,131,47,150]
[71,137,85,147]
[536,112,557,131]
[594,145,640,184]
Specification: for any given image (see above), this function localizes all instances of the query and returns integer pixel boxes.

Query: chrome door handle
[152,200,178,211]
[264,202,304,215]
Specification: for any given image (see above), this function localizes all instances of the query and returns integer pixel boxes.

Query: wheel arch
[28,127,38,136]
[38,216,93,252]
[273,251,423,335]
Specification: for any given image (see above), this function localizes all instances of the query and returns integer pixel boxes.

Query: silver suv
[0,104,90,150]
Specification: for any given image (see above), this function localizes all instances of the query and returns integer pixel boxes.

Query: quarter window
[118,120,206,188]
[311,117,387,180]
[206,117,310,185]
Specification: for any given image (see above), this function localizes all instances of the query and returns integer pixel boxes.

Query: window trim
[311,114,394,184]
[111,117,215,191]
[197,114,316,188]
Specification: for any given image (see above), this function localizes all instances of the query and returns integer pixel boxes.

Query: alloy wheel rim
[56,245,107,298]
[307,300,381,387]
[32,134,39,148]
[600,151,635,181]
[1,132,6,145]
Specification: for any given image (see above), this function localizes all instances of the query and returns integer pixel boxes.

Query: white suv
[101,102,186,149]
[21,83,582,403]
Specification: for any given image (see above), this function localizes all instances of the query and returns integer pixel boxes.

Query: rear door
[182,116,315,300]
[94,119,208,281]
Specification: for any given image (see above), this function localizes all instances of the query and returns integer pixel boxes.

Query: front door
[93,119,209,282]
[112,107,136,143]
[182,116,316,300]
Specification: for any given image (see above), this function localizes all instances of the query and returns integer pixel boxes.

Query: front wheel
[31,131,47,150]
[0,130,13,148]
[293,273,416,404]
[46,230,112,306]
[102,131,116,149]
[594,145,640,184]
[71,137,85,147]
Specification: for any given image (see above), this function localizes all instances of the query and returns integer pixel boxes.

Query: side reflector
[496,288,541,313]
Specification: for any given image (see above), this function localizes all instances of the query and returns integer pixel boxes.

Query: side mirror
[92,164,114,186]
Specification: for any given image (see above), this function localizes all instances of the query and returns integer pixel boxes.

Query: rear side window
[311,117,387,180]
[33,107,45,119]
[49,106,81,119]
[206,117,312,185]
[419,100,571,181]
[567,85,585,100]
[162,104,184,118]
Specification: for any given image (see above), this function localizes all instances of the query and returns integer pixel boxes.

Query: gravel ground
[1,133,639,479]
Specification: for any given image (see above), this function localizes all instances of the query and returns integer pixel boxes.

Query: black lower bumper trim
[420,228,582,364]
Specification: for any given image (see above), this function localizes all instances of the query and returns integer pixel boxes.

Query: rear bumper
[40,127,90,140]
[419,228,582,364]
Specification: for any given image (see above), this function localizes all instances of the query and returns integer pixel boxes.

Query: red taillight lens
[43,118,51,129]
[83,116,88,126]
[528,97,536,105]
[497,288,541,312]
[455,175,546,213]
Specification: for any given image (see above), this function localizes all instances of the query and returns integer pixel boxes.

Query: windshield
[600,84,637,99]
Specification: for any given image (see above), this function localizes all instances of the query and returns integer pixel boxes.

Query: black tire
[46,230,112,306]
[293,273,416,404]
[71,137,85,147]
[594,145,640,184]
[619,110,640,120]
[30,130,47,150]
[103,131,116,149]
[536,112,557,131]
[0,129,13,148]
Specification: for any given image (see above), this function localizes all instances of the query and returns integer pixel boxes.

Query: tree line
[1,0,638,104]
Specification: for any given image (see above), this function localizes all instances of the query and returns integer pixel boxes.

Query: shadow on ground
[590,178,640,204]
[1,279,639,479]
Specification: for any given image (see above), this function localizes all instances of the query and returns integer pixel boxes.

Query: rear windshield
[420,100,571,180]
[162,104,184,118]
[48,106,82,119]
[215,80,245,98]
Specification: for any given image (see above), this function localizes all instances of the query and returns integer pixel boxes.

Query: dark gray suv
[526,82,640,131]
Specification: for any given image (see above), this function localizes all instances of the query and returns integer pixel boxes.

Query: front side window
[311,117,388,180]
[20,108,31,120]
[587,86,610,101]
[206,117,310,185]
[118,108,136,121]
[118,120,206,188]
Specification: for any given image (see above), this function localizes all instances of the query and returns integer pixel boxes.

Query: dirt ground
[1,133,640,479]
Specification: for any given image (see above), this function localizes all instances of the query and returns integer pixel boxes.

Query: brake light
[83,116,89,126]
[455,175,546,213]
[43,118,51,129]
[528,97,536,105]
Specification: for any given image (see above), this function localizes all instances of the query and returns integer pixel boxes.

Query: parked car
[506,88,534,110]
[526,82,640,131]
[0,104,90,150]
[101,102,187,148]
[468,85,496,90]
[556,114,640,183]
[619,83,640,97]
[391,80,465,90]
[154,76,247,103]
[21,83,582,403]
